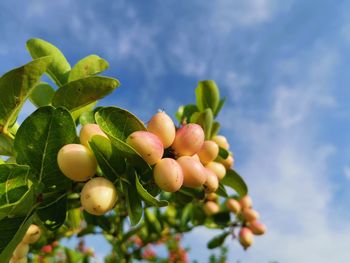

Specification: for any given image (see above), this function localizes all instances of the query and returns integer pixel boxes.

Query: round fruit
[197,140,219,165]
[212,135,229,150]
[239,227,254,249]
[81,177,118,216]
[41,245,53,253]
[240,195,253,209]
[226,198,241,214]
[205,162,226,180]
[57,144,97,182]
[176,156,206,188]
[206,193,218,201]
[147,112,176,148]
[153,158,183,192]
[13,243,29,258]
[248,220,267,235]
[203,168,219,193]
[241,209,260,222]
[79,124,108,147]
[172,124,204,156]
[22,224,41,244]
[203,201,220,216]
[219,154,234,170]
[126,131,164,165]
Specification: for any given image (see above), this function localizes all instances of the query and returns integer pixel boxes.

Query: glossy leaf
[26,38,70,86]
[175,104,199,123]
[52,76,119,111]
[135,175,168,207]
[211,121,220,138]
[29,82,55,107]
[124,173,142,226]
[218,147,229,159]
[37,194,67,231]
[195,80,220,113]
[212,211,230,227]
[0,134,14,156]
[216,182,228,198]
[207,231,230,249]
[221,169,248,198]
[214,97,226,117]
[180,203,193,228]
[68,55,109,82]
[0,57,52,134]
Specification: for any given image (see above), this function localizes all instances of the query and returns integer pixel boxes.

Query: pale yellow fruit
[226,198,241,214]
[219,154,234,170]
[126,131,164,165]
[172,124,204,156]
[176,156,206,188]
[79,124,108,148]
[13,242,29,258]
[203,201,220,216]
[153,158,183,192]
[22,224,41,244]
[57,144,97,182]
[212,135,229,150]
[206,193,218,201]
[203,168,219,193]
[241,208,260,222]
[239,227,254,249]
[206,162,226,180]
[198,140,219,165]
[248,220,267,235]
[147,112,176,148]
[239,195,253,209]
[81,177,118,216]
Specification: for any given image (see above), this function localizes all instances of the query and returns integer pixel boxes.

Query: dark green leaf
[37,194,67,230]
[191,205,206,225]
[180,203,193,228]
[179,187,205,200]
[52,76,119,111]
[83,211,113,233]
[0,57,52,134]
[213,97,226,117]
[29,82,55,107]
[68,55,109,82]
[207,231,230,249]
[218,147,229,159]
[135,175,168,207]
[212,211,230,227]
[124,173,142,226]
[0,134,14,156]
[195,80,220,113]
[216,182,228,198]
[26,38,70,86]
[221,170,248,198]
[14,106,76,193]
[175,104,199,123]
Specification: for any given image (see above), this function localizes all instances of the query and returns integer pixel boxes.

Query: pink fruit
[239,227,254,249]
[203,168,219,193]
[212,135,229,150]
[203,201,220,216]
[197,140,219,165]
[153,158,183,192]
[147,111,176,148]
[205,162,226,180]
[248,220,267,235]
[176,156,206,188]
[240,195,253,209]
[79,124,108,148]
[241,208,260,222]
[172,124,204,156]
[226,198,241,214]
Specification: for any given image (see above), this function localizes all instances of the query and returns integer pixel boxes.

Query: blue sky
[2,0,350,262]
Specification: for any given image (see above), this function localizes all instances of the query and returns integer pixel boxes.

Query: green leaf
[179,187,205,200]
[212,211,230,227]
[14,106,76,193]
[52,76,119,111]
[0,56,52,134]
[89,135,126,182]
[0,164,35,220]
[79,110,96,126]
[180,203,193,228]
[211,121,220,138]
[68,55,109,82]
[221,170,248,198]
[195,80,220,113]
[37,194,67,230]
[214,97,226,117]
[0,160,4,165]
[135,175,168,207]
[65,247,83,263]
[191,108,213,140]
[26,38,71,86]
[144,208,162,234]
[218,147,229,159]
[216,182,228,198]
[175,104,199,123]
[83,211,113,233]
[71,102,97,121]
[0,134,14,156]
[124,172,142,226]
[207,231,230,249]
[29,82,55,107]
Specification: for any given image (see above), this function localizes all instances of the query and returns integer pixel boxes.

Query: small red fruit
[172,124,204,156]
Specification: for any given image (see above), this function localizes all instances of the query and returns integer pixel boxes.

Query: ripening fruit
[153,158,183,192]
[41,245,53,253]
[248,220,267,235]
[192,154,201,162]
[203,168,219,193]
[81,177,118,216]
[10,257,27,263]
[212,135,229,150]
[147,112,176,148]
[219,154,234,170]
[226,198,241,214]
[239,227,254,249]
[203,201,220,216]
[126,131,164,165]
[22,224,41,244]
[205,162,226,180]
[240,195,253,209]
[177,156,206,188]
[197,140,219,165]
[206,193,218,201]
[13,243,29,258]
[172,124,204,156]
[79,124,108,148]
[241,208,260,222]
[57,144,97,182]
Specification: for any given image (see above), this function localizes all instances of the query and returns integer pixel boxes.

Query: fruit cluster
[9,224,41,263]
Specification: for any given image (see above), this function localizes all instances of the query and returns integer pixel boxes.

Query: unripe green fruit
[239,227,254,249]
[126,131,164,165]
[212,135,229,150]
[13,242,29,258]
[241,208,260,222]
[81,177,118,216]
[57,144,97,182]
[206,193,218,201]
[198,140,219,165]
[203,168,219,193]
[203,201,220,216]
[22,224,41,244]
[153,158,183,192]
[147,112,176,148]
[226,198,241,214]
[248,220,267,235]
[205,162,226,180]
[79,124,108,147]
[172,124,204,156]
[176,156,206,188]
[240,195,253,209]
